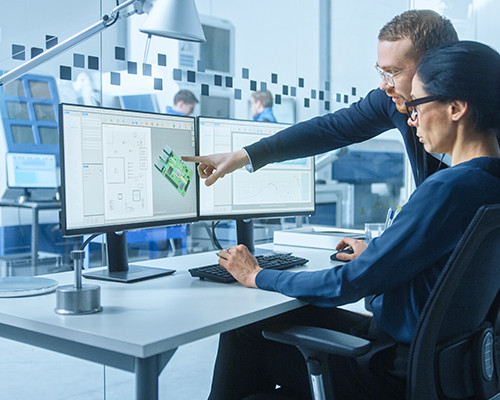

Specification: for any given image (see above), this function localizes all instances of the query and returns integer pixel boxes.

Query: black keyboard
[189,253,309,283]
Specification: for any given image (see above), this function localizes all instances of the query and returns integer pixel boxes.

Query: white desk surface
[0,244,368,360]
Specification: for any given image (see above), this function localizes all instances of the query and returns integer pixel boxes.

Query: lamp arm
[0,0,144,86]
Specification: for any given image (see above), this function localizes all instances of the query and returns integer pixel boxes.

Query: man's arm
[245,88,395,171]
[184,88,396,185]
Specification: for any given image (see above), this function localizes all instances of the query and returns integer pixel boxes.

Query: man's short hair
[378,9,458,60]
[251,90,273,108]
[173,90,198,105]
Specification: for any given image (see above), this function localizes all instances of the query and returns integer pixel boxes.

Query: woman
[209,41,500,400]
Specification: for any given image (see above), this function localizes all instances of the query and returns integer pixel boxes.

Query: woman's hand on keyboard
[218,245,262,288]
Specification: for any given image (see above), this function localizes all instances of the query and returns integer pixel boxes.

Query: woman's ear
[450,99,468,122]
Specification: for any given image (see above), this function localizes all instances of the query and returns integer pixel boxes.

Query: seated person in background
[251,90,277,122]
[166,89,198,116]
[206,41,500,400]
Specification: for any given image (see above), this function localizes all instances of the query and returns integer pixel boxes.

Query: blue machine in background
[331,150,405,185]
[0,73,63,267]
[310,148,406,228]
[0,73,60,157]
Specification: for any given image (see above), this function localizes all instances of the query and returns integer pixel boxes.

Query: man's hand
[218,245,262,288]
[182,150,250,186]
[335,237,368,261]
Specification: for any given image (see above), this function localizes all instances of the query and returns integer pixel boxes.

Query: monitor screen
[59,104,197,236]
[6,152,58,189]
[119,94,158,113]
[198,117,315,220]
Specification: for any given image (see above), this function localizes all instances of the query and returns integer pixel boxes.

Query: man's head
[376,10,458,113]
[173,89,198,116]
[251,90,273,116]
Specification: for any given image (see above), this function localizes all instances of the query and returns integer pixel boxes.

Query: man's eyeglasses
[405,96,443,121]
[375,65,415,87]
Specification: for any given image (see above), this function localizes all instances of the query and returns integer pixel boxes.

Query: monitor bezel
[5,151,58,189]
[59,103,199,237]
[196,116,316,221]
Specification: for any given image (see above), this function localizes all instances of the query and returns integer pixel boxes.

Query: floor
[0,333,219,399]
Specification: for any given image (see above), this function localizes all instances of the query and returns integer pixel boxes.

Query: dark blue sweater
[244,88,442,186]
[256,157,500,343]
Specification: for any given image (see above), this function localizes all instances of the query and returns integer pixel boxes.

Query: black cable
[79,232,103,251]
[211,221,223,250]
[102,0,121,28]
[410,126,422,186]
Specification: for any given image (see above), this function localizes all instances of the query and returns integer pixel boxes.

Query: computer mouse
[330,248,354,261]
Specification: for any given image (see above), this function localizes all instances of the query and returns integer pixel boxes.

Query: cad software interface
[198,117,315,218]
[61,104,197,233]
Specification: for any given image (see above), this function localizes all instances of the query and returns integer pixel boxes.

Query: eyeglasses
[375,65,415,87]
[405,96,443,121]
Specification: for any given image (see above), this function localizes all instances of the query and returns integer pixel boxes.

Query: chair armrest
[262,324,372,358]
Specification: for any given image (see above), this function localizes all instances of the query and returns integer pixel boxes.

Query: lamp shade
[140,0,206,42]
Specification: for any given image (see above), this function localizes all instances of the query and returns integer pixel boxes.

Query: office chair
[263,204,500,400]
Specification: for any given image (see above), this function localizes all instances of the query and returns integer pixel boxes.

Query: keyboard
[189,253,309,283]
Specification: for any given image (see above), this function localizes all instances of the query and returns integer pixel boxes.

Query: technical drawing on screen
[59,104,197,282]
[197,117,315,252]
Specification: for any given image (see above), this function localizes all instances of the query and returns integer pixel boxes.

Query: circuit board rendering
[154,144,193,197]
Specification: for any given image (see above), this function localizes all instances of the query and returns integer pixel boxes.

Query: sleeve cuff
[242,148,254,172]
[255,268,283,291]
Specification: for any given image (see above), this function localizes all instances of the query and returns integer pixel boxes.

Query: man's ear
[450,99,468,122]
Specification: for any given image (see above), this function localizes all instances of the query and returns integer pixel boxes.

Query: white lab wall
[475,0,500,51]
[125,0,322,122]
[329,0,409,112]
[196,0,322,122]
[413,0,500,51]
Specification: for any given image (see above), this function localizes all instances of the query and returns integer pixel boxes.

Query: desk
[0,199,61,267]
[0,244,367,399]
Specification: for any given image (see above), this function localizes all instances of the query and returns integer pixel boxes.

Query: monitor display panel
[6,152,58,189]
[198,117,315,220]
[60,104,197,235]
[59,104,197,282]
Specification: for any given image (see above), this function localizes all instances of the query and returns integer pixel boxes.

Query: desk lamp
[0,0,206,86]
[0,0,205,297]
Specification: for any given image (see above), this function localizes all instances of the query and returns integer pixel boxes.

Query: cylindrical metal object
[54,283,102,315]
[54,249,103,315]
[72,249,85,289]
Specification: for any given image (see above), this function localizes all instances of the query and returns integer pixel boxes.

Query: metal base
[54,284,103,315]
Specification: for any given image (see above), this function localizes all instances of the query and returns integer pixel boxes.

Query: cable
[211,221,223,250]
[410,126,422,186]
[79,233,103,251]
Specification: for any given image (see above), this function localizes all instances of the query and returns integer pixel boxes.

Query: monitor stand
[82,232,175,283]
[235,219,276,256]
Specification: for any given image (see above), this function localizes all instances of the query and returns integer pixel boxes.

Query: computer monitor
[59,103,197,282]
[197,117,315,252]
[5,152,58,201]
[119,94,158,113]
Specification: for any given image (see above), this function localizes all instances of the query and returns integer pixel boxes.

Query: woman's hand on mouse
[335,238,368,261]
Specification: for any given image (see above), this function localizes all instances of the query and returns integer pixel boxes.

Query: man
[183,10,457,190]
[185,9,460,400]
[165,89,198,116]
[251,90,277,122]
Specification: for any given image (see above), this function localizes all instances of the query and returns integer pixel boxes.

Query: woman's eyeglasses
[405,96,443,121]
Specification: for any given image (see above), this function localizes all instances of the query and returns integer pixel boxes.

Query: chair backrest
[407,204,500,400]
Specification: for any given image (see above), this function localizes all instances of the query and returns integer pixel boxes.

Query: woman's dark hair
[416,40,500,134]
